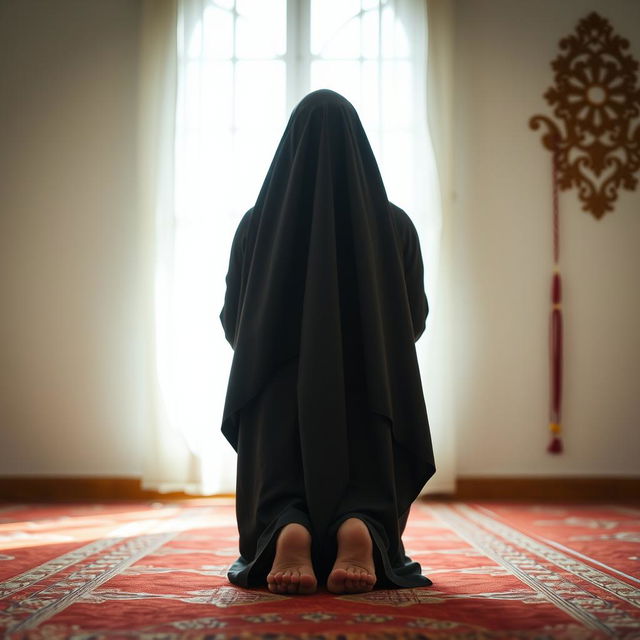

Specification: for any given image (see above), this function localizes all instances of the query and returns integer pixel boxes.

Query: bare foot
[266,523,317,594]
[327,517,376,593]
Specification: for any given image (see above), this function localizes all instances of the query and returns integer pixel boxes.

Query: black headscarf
[220,89,434,529]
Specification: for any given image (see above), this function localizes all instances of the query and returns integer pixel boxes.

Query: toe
[326,568,347,594]
[300,573,316,592]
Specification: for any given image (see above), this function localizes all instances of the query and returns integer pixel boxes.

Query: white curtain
[138,0,456,496]
[138,0,237,495]
[418,0,456,494]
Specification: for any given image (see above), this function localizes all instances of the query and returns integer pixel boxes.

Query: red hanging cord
[548,140,563,454]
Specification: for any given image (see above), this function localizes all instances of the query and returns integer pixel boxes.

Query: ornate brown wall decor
[529,12,639,454]
[530,12,640,219]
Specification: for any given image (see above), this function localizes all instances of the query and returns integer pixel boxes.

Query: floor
[0,498,639,639]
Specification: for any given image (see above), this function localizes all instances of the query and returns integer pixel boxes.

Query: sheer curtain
[419,0,456,494]
[139,0,456,495]
[139,0,239,495]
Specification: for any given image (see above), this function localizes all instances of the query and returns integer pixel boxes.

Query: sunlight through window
[164,0,432,493]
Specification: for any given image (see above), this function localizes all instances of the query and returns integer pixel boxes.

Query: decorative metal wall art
[530,12,640,220]
[529,12,639,454]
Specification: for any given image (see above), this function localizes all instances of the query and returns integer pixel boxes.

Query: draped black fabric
[219,89,436,588]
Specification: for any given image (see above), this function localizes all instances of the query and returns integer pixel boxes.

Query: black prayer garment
[219,89,436,589]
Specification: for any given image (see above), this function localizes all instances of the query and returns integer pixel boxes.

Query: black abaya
[219,90,435,589]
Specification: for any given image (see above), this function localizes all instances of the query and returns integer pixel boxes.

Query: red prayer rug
[0,499,639,639]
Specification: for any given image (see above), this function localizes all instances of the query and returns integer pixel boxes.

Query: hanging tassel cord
[548,139,563,454]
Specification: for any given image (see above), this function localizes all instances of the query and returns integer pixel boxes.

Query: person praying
[219,89,435,595]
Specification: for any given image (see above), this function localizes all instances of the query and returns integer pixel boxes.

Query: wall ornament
[529,12,639,454]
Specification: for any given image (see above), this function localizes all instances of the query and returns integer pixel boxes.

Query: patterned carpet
[0,498,639,639]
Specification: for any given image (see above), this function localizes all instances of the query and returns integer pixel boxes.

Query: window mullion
[287,0,311,111]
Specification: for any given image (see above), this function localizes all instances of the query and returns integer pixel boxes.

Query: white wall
[0,0,145,474]
[0,0,638,479]
[451,0,640,476]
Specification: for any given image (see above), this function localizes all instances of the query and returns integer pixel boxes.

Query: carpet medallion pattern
[0,500,638,639]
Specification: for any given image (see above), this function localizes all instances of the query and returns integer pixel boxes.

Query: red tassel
[548,145,564,454]
[550,306,563,420]
[547,436,563,454]
[548,271,563,454]
[551,272,561,305]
